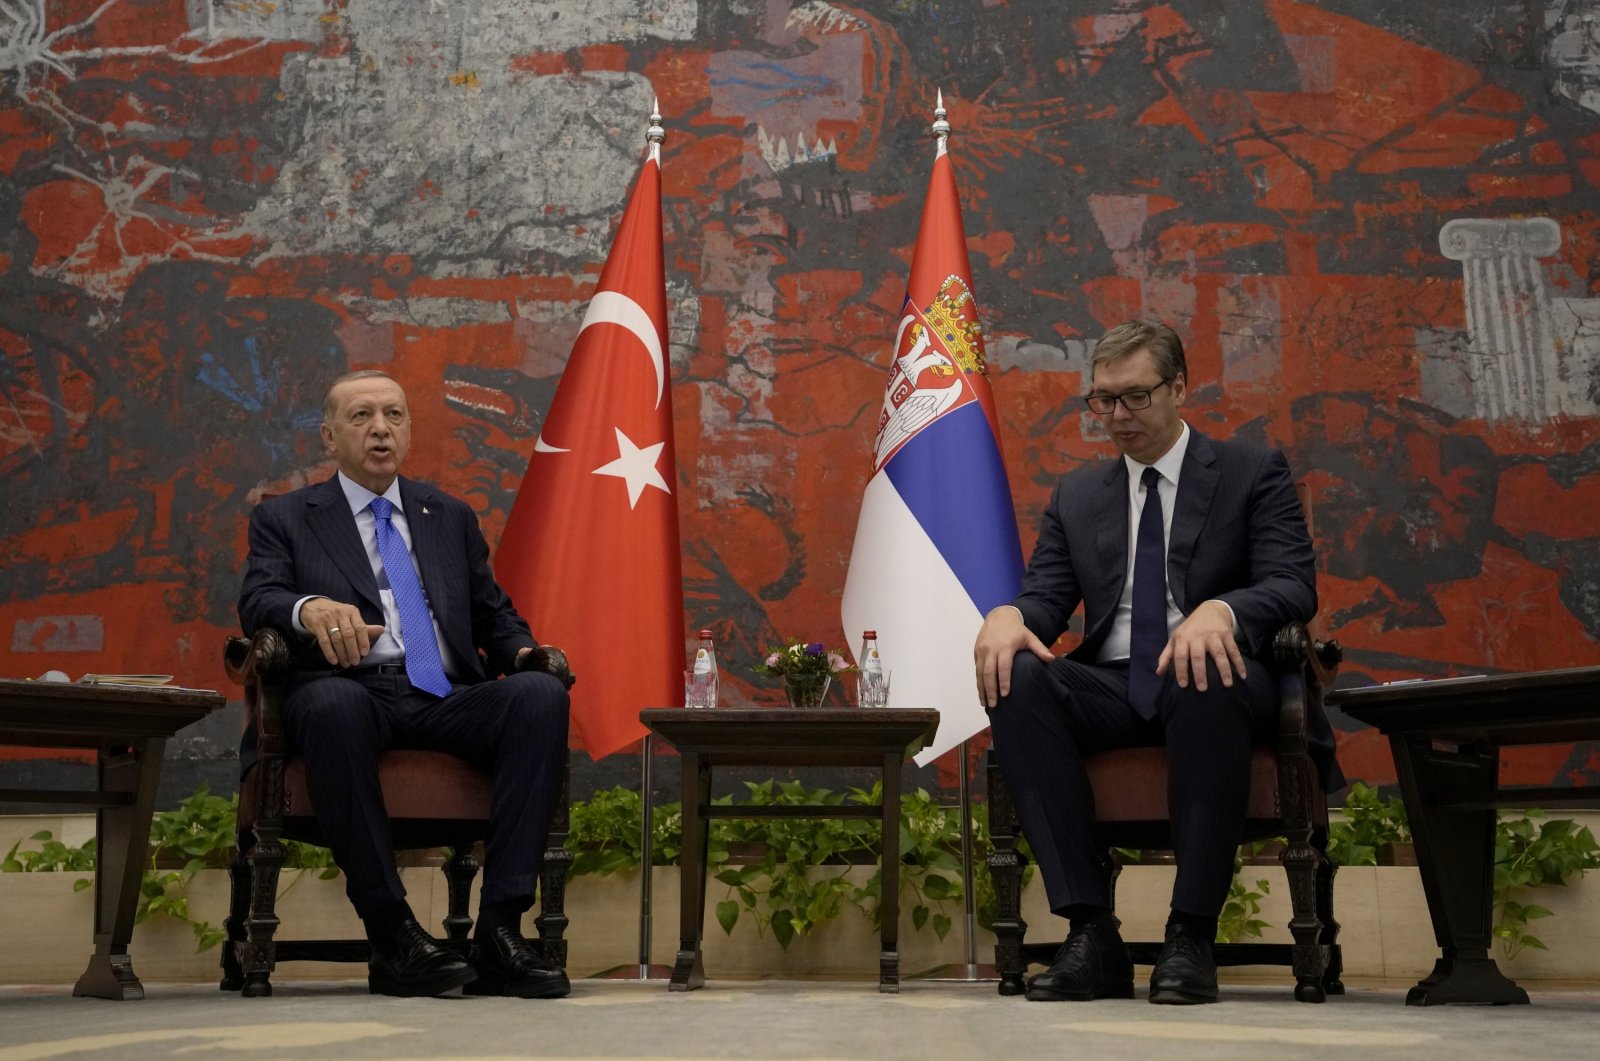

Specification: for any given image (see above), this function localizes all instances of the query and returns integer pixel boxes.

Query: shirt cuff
[291,596,324,635]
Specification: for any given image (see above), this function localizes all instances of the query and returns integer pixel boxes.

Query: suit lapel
[399,478,446,595]
[1169,431,1219,612]
[304,477,383,615]
[399,478,462,660]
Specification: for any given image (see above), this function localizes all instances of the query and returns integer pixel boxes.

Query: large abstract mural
[3,0,1599,799]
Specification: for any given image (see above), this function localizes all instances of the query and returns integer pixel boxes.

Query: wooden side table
[639,707,940,993]
[1330,665,1600,1006]
[0,678,226,999]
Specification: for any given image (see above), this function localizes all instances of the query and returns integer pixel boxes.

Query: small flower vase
[783,673,831,709]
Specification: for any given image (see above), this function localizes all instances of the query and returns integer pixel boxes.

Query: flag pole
[909,91,998,982]
[958,736,979,977]
[635,100,670,981]
[592,99,671,981]
[918,736,996,981]
[637,733,658,978]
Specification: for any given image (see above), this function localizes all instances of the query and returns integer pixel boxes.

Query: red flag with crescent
[497,147,683,759]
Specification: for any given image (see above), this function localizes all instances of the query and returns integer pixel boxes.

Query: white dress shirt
[292,472,459,676]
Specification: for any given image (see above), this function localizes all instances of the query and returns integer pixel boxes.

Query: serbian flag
[497,116,683,759]
[840,100,1024,765]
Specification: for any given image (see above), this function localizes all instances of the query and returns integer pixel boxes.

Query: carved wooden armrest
[1272,623,1335,741]
[222,627,295,745]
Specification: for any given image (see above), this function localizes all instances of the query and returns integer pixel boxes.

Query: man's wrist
[990,604,1025,625]
[290,595,326,635]
[1206,599,1241,639]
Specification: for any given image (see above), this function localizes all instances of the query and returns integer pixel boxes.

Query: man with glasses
[975,319,1328,1005]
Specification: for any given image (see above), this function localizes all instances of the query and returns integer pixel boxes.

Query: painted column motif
[1438,217,1564,422]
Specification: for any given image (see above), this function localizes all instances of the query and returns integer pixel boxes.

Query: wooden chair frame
[986,621,1344,1002]
[218,627,571,997]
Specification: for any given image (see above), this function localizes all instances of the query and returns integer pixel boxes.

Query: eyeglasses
[1083,379,1172,415]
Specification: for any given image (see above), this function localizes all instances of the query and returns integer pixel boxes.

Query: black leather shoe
[1149,922,1220,1004]
[1025,920,1134,1001]
[368,919,478,997]
[465,925,571,999]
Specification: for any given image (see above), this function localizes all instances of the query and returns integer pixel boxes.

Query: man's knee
[991,653,1057,736]
[500,671,571,738]
[1164,664,1261,738]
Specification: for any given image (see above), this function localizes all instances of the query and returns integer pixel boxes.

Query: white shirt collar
[1123,420,1190,487]
[336,471,403,516]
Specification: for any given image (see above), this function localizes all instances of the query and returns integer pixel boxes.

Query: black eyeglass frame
[1082,378,1173,415]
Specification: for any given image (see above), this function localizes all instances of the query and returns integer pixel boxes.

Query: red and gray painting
[3,0,1598,794]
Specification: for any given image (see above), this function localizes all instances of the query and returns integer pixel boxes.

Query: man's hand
[515,644,577,689]
[1156,599,1244,692]
[974,606,1054,709]
[300,598,384,668]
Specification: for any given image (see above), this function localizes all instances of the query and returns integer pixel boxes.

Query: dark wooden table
[639,707,940,993]
[0,678,227,999]
[1329,665,1600,1006]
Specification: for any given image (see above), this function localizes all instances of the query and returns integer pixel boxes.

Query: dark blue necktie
[1128,466,1166,718]
[368,496,451,697]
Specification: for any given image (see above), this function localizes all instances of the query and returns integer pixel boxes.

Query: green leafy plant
[1217,840,1276,943]
[1325,783,1600,959]
[566,784,680,876]
[1493,811,1600,959]
[565,781,1015,950]
[1327,781,1411,867]
[707,780,876,949]
[2,786,339,952]
[3,832,96,883]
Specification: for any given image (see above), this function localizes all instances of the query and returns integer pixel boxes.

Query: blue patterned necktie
[1128,466,1167,719]
[368,496,452,697]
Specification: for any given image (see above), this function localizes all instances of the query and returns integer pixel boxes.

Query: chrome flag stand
[917,737,998,982]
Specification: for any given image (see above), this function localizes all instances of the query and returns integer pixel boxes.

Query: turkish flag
[497,148,683,759]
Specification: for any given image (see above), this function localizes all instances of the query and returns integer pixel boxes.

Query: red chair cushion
[1086,746,1281,822]
[282,751,493,820]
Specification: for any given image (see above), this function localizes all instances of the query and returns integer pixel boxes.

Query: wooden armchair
[986,621,1343,1002]
[218,626,573,997]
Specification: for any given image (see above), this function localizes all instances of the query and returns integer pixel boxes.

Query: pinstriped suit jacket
[238,475,534,682]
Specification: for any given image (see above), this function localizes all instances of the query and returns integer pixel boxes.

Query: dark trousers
[987,653,1278,920]
[281,668,570,920]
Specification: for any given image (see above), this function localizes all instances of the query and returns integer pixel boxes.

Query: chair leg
[1314,829,1344,995]
[535,844,572,969]
[1281,838,1329,1003]
[535,752,572,970]
[240,764,287,998]
[443,844,480,941]
[986,751,1028,996]
[240,833,286,997]
[219,844,250,991]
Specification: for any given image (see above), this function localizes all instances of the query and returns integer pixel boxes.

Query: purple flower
[805,642,825,656]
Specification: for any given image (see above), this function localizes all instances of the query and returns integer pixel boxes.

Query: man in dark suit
[239,370,571,999]
[975,319,1322,1005]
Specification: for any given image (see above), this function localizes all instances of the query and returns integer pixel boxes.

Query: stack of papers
[76,674,175,687]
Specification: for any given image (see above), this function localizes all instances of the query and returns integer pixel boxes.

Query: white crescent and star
[532,289,668,464]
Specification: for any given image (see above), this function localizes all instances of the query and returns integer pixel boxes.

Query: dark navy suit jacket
[238,475,534,683]
[1010,429,1343,790]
